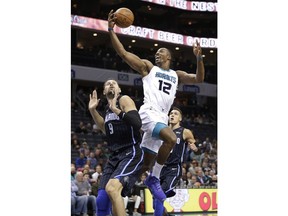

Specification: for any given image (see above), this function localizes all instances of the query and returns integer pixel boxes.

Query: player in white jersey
[108,10,205,201]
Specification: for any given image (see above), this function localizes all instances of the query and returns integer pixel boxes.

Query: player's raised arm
[176,40,205,84]
[107,10,151,77]
[88,90,106,134]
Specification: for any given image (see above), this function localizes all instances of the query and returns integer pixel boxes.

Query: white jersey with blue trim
[142,66,178,115]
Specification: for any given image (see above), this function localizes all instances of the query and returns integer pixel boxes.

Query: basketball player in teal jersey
[108,10,205,201]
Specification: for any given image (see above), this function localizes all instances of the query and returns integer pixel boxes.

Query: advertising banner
[145,188,217,213]
[141,0,218,12]
[71,15,217,48]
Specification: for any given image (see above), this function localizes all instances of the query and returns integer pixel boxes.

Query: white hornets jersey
[142,66,178,115]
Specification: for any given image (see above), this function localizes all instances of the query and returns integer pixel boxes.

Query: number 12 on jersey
[158,80,172,95]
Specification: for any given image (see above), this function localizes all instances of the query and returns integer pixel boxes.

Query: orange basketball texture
[114,8,134,28]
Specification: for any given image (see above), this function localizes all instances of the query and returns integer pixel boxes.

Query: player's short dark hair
[103,79,118,87]
[166,48,174,62]
[166,48,175,67]
[166,48,172,58]
[170,106,183,118]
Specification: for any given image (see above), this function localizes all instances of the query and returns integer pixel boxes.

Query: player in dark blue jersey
[153,107,198,216]
[88,79,144,216]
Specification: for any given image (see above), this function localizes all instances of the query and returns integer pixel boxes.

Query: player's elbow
[118,49,128,59]
[196,76,204,83]
[195,72,205,83]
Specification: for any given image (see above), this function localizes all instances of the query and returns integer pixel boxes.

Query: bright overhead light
[175,47,179,50]
[154,43,158,47]
[93,33,97,36]
[202,55,205,58]
[210,50,214,53]
[132,40,136,43]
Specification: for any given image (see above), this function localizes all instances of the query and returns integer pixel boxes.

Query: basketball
[114,7,134,28]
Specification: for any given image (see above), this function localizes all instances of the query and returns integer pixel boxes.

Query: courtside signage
[71,15,217,48]
[144,188,218,213]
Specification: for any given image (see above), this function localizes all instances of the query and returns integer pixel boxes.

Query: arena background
[2,1,288,216]
[71,1,217,215]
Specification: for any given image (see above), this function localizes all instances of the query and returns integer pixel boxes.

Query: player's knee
[106,179,122,198]
[161,130,177,147]
[105,182,115,196]
[164,134,177,148]
[170,134,177,145]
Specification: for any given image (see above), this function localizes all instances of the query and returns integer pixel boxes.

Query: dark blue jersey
[104,95,142,151]
[165,126,187,166]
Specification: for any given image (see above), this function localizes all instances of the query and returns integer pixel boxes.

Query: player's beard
[155,58,161,66]
[106,90,115,99]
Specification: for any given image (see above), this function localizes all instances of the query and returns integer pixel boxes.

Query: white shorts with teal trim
[139,104,169,154]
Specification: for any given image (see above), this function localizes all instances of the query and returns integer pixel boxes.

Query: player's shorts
[99,144,144,197]
[160,164,182,198]
[139,104,169,154]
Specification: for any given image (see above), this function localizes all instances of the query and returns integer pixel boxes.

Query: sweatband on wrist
[108,27,113,31]
[197,55,203,61]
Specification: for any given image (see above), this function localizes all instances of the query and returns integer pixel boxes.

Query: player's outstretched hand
[193,40,202,59]
[108,9,116,29]
[89,90,100,110]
